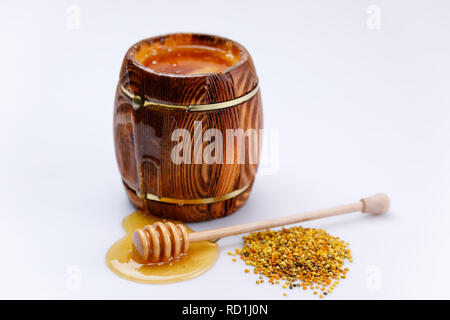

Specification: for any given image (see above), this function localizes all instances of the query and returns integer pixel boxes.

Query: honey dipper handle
[188,193,390,242]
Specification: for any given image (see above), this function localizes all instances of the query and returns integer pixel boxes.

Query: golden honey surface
[106,211,219,284]
[140,44,239,75]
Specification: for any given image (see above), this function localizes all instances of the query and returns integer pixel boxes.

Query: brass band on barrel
[124,181,250,206]
[120,83,259,112]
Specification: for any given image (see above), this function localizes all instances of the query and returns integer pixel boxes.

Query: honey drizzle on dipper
[106,211,218,284]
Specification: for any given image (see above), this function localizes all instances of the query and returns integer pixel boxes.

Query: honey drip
[106,211,219,284]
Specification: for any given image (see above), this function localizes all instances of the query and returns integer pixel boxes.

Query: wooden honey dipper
[132,193,390,263]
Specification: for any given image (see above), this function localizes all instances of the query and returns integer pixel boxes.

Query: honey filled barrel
[113,33,263,222]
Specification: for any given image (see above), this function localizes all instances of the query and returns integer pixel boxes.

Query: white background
[1,0,449,299]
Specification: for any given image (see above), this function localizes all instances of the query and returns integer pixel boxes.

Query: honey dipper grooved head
[132,222,190,263]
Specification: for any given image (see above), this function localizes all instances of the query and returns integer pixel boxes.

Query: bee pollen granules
[234,226,352,297]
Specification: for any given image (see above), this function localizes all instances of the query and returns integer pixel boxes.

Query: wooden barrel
[113,33,263,222]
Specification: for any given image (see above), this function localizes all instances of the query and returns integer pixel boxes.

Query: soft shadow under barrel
[113,33,263,222]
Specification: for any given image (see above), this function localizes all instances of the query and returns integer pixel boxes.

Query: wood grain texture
[113,33,263,222]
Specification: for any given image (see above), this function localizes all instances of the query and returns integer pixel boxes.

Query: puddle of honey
[141,45,238,75]
[106,211,219,284]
